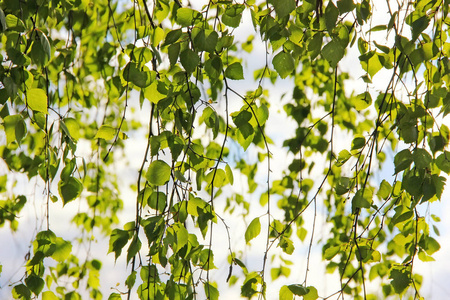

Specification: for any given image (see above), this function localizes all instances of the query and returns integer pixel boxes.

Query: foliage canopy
[1,0,450,299]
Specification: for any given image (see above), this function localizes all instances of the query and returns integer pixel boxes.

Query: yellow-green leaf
[245,217,261,244]
[27,88,48,114]
[94,125,116,140]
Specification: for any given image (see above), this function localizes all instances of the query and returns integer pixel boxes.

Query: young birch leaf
[144,81,166,104]
[94,125,116,140]
[351,188,373,213]
[322,40,345,68]
[279,285,293,300]
[245,217,261,244]
[272,51,295,79]
[288,284,309,296]
[204,282,219,300]
[176,8,200,27]
[377,180,392,199]
[108,229,129,260]
[42,291,59,300]
[225,62,244,80]
[394,149,413,173]
[303,286,319,300]
[58,177,83,206]
[273,0,295,18]
[52,238,72,262]
[180,49,199,73]
[127,237,142,264]
[27,88,48,114]
[25,275,44,296]
[222,4,244,28]
[389,266,411,294]
[225,164,234,185]
[146,160,171,186]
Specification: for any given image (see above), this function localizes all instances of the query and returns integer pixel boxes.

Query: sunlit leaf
[245,217,261,244]
[27,88,48,113]
[146,160,171,186]
[272,51,295,79]
[225,62,244,80]
[94,125,116,140]
[58,177,83,206]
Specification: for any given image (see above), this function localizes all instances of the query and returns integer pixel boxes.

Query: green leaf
[5,14,26,31]
[125,271,136,290]
[423,236,440,255]
[108,229,130,260]
[394,149,413,173]
[167,43,180,66]
[180,49,199,73]
[352,188,373,213]
[337,0,356,13]
[359,51,383,77]
[25,275,44,295]
[94,125,116,140]
[7,48,31,66]
[377,180,392,199]
[123,62,150,88]
[232,110,254,139]
[127,237,142,264]
[12,284,31,299]
[245,217,261,244]
[413,148,432,170]
[163,29,182,45]
[176,8,200,27]
[205,55,223,81]
[273,0,295,18]
[288,284,309,296]
[52,237,72,262]
[3,114,26,145]
[107,293,122,300]
[322,39,345,68]
[146,160,171,186]
[324,245,340,260]
[303,286,318,300]
[222,4,244,28]
[26,88,48,114]
[389,265,411,294]
[335,177,351,195]
[225,62,244,80]
[225,164,234,185]
[336,149,351,166]
[58,177,83,206]
[144,81,167,104]
[353,92,372,110]
[42,291,59,300]
[272,51,295,79]
[204,282,219,300]
[279,285,293,300]
[63,118,81,140]
[324,2,339,32]
[351,135,366,150]
[205,169,227,188]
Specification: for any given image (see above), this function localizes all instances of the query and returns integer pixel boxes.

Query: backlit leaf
[58,177,83,206]
[245,217,261,244]
[180,49,199,73]
[146,160,171,186]
[94,125,116,140]
[225,62,244,80]
[27,88,48,113]
[272,51,295,79]
[273,0,295,18]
